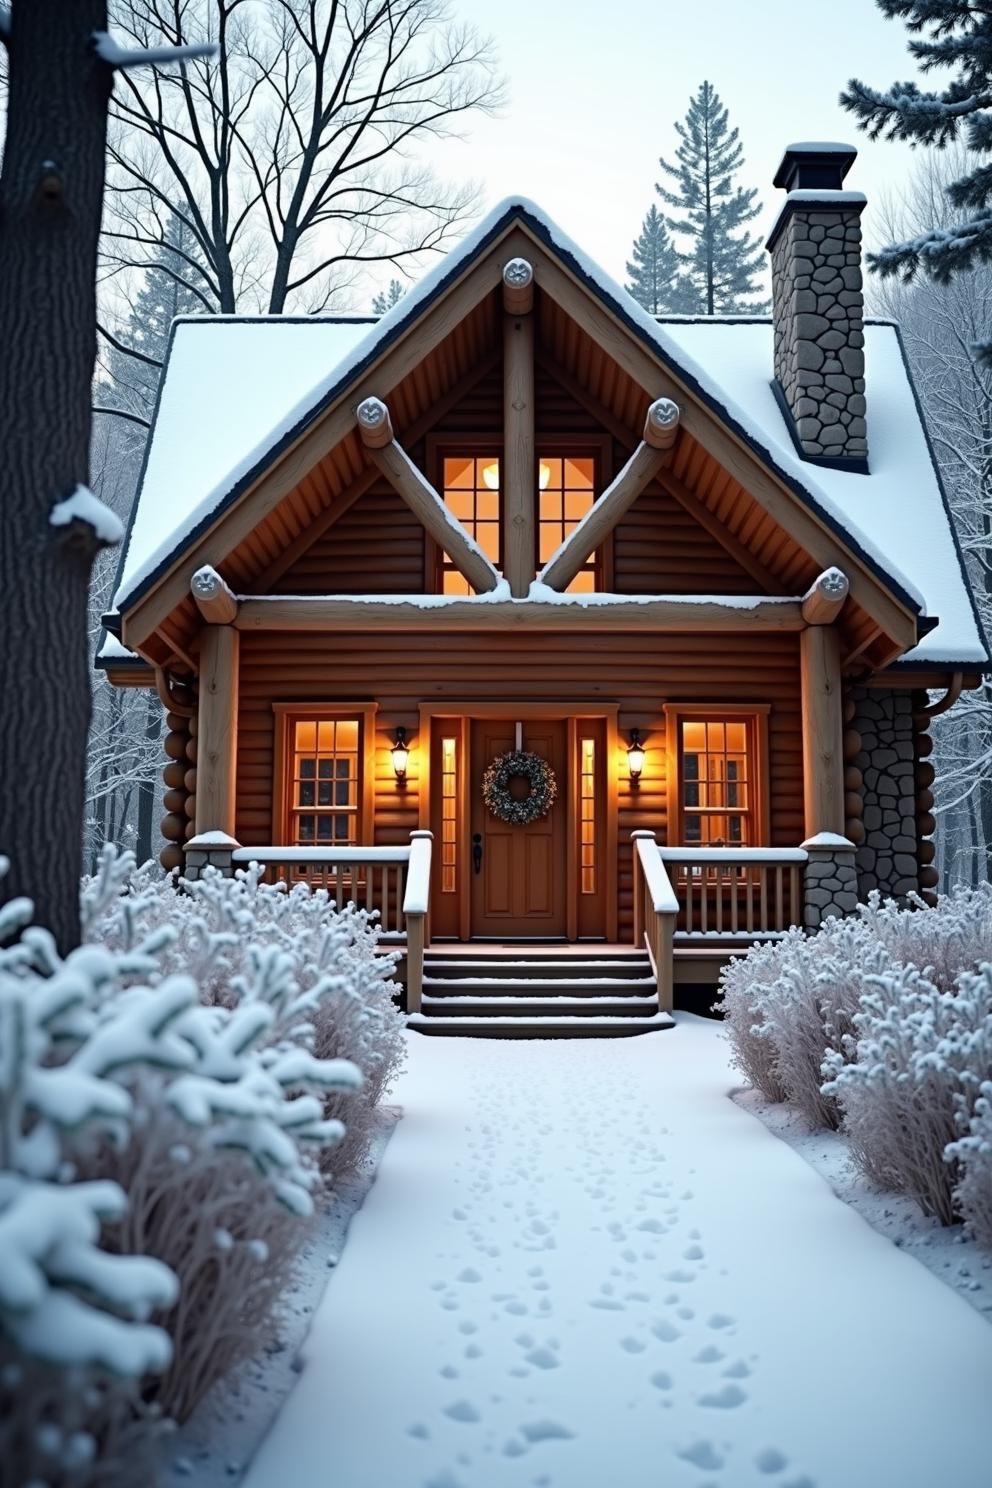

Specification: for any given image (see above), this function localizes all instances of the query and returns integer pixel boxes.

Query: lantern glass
[627,732,645,781]
[391,729,410,780]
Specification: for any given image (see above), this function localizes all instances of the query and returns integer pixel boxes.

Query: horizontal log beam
[190,564,239,624]
[802,567,849,625]
[235,596,805,633]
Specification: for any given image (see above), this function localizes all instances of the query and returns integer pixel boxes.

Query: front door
[470,719,568,938]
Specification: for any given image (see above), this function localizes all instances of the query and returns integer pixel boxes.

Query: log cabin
[99,143,988,1036]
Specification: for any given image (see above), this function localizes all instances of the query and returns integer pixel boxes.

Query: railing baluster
[775,866,784,929]
[715,864,723,934]
[685,863,692,934]
[730,865,738,934]
[790,864,800,925]
[760,868,768,931]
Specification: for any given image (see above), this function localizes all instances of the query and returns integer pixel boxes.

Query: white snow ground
[241,1018,992,1488]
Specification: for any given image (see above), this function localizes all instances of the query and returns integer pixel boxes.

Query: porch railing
[230,830,433,1013]
[632,832,808,1011]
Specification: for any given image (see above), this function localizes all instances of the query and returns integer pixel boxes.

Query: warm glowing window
[538,455,597,592]
[580,736,596,893]
[441,455,500,594]
[289,718,360,846]
[680,718,752,846]
[441,736,458,892]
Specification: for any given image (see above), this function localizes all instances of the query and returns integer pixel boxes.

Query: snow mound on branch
[50,485,124,545]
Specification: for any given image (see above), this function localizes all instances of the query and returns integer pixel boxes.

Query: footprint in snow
[665,1268,696,1284]
[458,1268,482,1284]
[698,1382,748,1409]
[502,1438,527,1458]
[407,1422,430,1439]
[755,1447,789,1474]
[443,1400,480,1424]
[589,1298,625,1311]
[707,1313,735,1330]
[620,1336,646,1354]
[525,1347,559,1370]
[724,1359,750,1379]
[637,1218,665,1234]
[677,1440,723,1471]
[693,1345,724,1364]
[650,1370,673,1390]
[458,1321,477,1335]
[684,1244,704,1261]
[423,1471,467,1488]
[677,1306,695,1320]
[465,1343,483,1359]
[519,1420,575,1443]
[440,1364,459,1379]
[652,1319,681,1343]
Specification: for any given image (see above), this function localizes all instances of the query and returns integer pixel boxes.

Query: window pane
[288,717,360,849]
[538,450,597,594]
[441,455,500,592]
[679,715,753,846]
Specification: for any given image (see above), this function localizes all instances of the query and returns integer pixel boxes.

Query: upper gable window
[441,455,501,594]
[538,455,597,593]
[438,449,600,593]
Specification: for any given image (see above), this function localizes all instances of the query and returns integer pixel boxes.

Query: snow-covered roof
[103,198,987,670]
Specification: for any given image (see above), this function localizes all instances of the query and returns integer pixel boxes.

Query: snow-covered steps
[411,946,669,1037]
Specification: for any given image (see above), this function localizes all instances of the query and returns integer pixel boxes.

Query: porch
[183,830,852,1035]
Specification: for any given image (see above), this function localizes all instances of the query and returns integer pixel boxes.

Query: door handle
[472,833,483,875]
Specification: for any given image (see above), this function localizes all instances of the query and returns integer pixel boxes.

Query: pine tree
[372,279,405,315]
[656,81,768,315]
[625,205,695,314]
[842,2,992,361]
[105,215,204,426]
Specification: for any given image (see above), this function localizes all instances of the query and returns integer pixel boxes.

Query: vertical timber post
[800,623,845,839]
[195,624,240,837]
[502,258,535,598]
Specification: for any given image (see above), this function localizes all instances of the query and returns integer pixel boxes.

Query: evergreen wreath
[482,750,558,825]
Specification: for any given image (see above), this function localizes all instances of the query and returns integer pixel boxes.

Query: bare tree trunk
[0,1,112,952]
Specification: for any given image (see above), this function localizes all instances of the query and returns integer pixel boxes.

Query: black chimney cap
[773,143,857,192]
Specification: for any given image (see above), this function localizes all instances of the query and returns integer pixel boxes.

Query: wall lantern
[391,727,410,781]
[627,729,646,782]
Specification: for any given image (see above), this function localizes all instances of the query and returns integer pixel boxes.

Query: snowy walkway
[243,1017,992,1488]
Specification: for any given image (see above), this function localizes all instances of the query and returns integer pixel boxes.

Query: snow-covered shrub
[1,846,377,1467]
[80,1106,307,1423]
[858,883,992,989]
[86,850,405,1175]
[0,1344,162,1488]
[948,1081,992,1247]
[823,963,992,1224]
[718,916,888,1129]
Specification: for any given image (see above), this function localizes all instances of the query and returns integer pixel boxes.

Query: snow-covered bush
[85,851,405,1176]
[948,1080,992,1247]
[719,916,888,1129]
[721,885,992,1236]
[1,845,397,1470]
[823,963,992,1223]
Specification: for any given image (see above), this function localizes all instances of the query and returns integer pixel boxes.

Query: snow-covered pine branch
[92,32,217,70]
[0,5,10,45]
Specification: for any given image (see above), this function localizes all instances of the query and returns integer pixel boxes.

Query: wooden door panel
[471,719,567,937]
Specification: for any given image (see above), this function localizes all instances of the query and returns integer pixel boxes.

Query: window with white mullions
[680,718,751,846]
[290,717,359,847]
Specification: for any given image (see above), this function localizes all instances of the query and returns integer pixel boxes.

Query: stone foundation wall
[770,205,866,462]
[846,686,919,900]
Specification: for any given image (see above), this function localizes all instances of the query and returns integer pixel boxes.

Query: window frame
[271,702,377,848]
[426,433,614,592]
[663,703,770,848]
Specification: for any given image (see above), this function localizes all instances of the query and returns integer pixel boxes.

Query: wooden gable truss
[115,213,922,681]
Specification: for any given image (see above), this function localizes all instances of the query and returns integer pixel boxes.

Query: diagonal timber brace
[356,398,500,595]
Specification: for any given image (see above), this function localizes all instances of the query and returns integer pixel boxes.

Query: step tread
[421,994,659,1009]
[424,974,655,987]
[408,1011,674,1031]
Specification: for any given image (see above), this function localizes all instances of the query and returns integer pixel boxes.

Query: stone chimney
[767,143,867,469]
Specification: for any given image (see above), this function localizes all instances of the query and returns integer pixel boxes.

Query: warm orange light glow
[481,460,500,490]
[538,460,551,490]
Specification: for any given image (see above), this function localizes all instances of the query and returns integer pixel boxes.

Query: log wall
[235,630,804,939]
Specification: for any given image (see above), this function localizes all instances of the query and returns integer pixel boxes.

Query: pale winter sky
[417,0,926,300]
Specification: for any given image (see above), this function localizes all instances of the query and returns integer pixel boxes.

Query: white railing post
[632,831,679,1013]
[403,830,433,1015]
[631,829,655,950]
